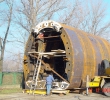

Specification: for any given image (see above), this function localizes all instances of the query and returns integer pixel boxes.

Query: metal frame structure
[23,20,110,90]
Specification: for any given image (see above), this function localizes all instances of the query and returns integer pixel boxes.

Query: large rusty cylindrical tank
[23,20,110,89]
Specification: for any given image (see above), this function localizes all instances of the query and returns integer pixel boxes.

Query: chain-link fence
[0,72,23,94]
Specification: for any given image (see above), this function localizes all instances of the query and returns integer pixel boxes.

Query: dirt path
[0,93,110,100]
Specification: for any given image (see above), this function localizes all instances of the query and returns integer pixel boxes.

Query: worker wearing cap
[46,73,54,95]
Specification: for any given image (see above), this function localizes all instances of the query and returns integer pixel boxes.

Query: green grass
[0,88,22,94]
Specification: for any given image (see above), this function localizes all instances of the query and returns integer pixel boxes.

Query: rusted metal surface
[23,20,110,89]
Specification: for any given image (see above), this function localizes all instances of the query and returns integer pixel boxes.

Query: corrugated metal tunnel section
[23,20,110,90]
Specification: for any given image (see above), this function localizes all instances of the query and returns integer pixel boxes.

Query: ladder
[29,53,43,94]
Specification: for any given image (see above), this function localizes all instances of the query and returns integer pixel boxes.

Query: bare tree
[14,0,66,35]
[59,0,110,37]
[0,0,4,3]
[0,0,13,71]
[3,50,23,72]
[81,0,110,36]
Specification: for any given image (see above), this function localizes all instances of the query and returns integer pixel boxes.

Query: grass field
[0,88,22,94]
[0,72,23,94]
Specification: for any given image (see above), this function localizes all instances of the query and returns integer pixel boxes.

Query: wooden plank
[51,50,66,53]
[52,90,69,94]
[28,50,66,56]
[36,35,60,39]
[28,52,56,55]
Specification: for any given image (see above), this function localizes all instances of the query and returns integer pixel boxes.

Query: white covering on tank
[33,20,62,34]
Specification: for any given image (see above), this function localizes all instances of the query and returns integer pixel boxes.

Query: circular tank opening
[29,28,68,82]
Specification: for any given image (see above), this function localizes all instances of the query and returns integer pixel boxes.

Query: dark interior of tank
[29,28,68,82]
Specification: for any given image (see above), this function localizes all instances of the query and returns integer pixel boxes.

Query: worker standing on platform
[46,72,54,95]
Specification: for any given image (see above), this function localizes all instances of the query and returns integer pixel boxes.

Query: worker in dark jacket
[46,73,54,95]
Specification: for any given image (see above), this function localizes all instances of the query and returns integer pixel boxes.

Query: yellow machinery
[23,89,69,95]
[88,66,110,96]
[23,89,46,95]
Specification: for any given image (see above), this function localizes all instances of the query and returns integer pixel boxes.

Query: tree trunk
[0,1,13,72]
